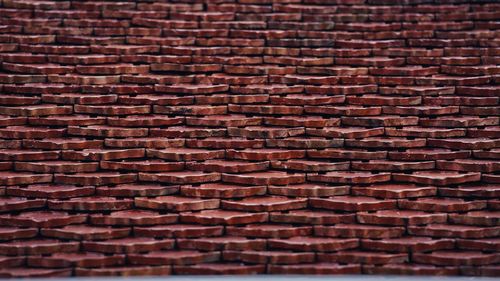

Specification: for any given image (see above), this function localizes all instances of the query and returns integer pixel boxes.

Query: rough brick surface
[0,0,498,277]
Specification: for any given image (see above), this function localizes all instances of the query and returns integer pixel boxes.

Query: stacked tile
[0,0,499,277]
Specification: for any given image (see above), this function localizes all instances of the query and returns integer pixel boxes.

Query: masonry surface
[0,0,499,278]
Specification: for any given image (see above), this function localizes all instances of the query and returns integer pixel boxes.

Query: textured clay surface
[0,0,499,278]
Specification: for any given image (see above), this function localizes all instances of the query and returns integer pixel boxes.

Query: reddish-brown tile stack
[0,0,499,277]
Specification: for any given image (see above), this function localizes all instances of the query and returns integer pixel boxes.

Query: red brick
[6,184,94,199]
[226,224,311,239]
[362,237,455,253]
[187,160,268,174]
[319,251,408,265]
[363,264,459,275]
[47,197,133,212]
[399,198,487,212]
[224,250,314,265]
[352,184,436,199]
[129,251,219,266]
[82,237,174,254]
[0,211,86,228]
[41,225,130,241]
[182,232,263,252]
[222,196,307,212]
[173,263,265,275]
[268,237,359,252]
[0,239,79,256]
[393,171,481,186]
[315,224,405,239]
[270,211,355,225]
[180,210,268,225]
[27,253,124,268]
[90,210,178,226]
[449,211,500,226]
[134,225,223,239]
[75,266,170,277]
[358,210,448,226]
[139,171,221,184]
[408,224,500,239]
[180,183,266,199]
[0,227,37,241]
[147,148,224,161]
[269,263,361,274]
[413,251,500,266]
[135,196,219,212]
[308,172,391,184]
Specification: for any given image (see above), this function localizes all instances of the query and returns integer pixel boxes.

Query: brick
[187,160,268,174]
[315,224,405,239]
[306,127,384,139]
[180,210,268,225]
[270,211,355,225]
[228,126,304,139]
[96,183,179,197]
[6,184,94,199]
[54,173,136,186]
[345,138,426,148]
[428,138,500,150]
[449,211,500,226]
[27,253,125,269]
[23,138,103,150]
[0,172,52,186]
[269,263,361,274]
[180,183,266,199]
[363,264,459,275]
[135,196,219,212]
[385,127,466,138]
[0,227,37,241]
[318,251,408,265]
[129,251,219,266]
[268,184,349,197]
[413,251,500,266]
[393,171,481,186]
[358,210,448,226]
[101,160,184,172]
[310,196,397,212]
[352,160,434,171]
[0,211,86,228]
[0,197,45,213]
[180,235,262,252]
[457,238,500,252]
[90,210,178,226]
[352,184,436,199]
[186,115,261,127]
[139,171,221,184]
[362,237,455,253]
[75,266,170,277]
[227,149,305,161]
[388,149,470,161]
[268,237,359,252]
[308,148,387,160]
[147,148,224,161]
[224,250,314,265]
[173,263,265,275]
[399,198,487,213]
[47,197,133,212]
[408,224,500,239]
[186,138,264,149]
[222,171,305,186]
[271,160,349,172]
[40,225,130,241]
[308,172,391,184]
[264,116,339,128]
[222,196,307,212]
[68,125,148,138]
[0,239,79,256]
[226,224,311,239]
[62,149,145,161]
[15,161,98,173]
[134,225,223,239]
